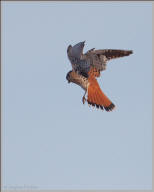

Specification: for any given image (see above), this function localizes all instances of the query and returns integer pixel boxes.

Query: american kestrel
[66,41,133,111]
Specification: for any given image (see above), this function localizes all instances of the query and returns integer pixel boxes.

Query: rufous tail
[87,68,115,111]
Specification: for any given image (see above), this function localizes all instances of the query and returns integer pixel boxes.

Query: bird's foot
[82,96,86,104]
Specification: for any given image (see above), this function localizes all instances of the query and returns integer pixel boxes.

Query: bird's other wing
[67,41,85,59]
[74,59,91,78]
[87,67,115,111]
[67,41,86,72]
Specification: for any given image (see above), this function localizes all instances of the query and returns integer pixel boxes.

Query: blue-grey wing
[67,56,90,76]
[71,41,85,58]
[75,59,90,77]
[67,41,85,60]
[67,41,87,72]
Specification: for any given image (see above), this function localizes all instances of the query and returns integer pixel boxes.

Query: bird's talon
[82,96,86,104]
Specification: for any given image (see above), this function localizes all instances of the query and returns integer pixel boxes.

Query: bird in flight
[66,41,133,111]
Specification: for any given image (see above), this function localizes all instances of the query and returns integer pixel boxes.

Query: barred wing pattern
[84,49,133,71]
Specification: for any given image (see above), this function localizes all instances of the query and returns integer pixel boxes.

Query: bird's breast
[69,71,88,91]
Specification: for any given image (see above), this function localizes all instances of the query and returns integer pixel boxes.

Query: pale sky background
[2,2,152,190]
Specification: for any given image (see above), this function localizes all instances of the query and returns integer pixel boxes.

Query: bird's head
[66,70,72,83]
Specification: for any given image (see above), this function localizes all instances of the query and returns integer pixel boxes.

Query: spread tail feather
[87,75,115,111]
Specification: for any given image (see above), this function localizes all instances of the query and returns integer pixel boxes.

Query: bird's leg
[82,91,87,104]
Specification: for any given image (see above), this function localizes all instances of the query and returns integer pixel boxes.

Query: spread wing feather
[84,49,133,72]
[87,49,133,60]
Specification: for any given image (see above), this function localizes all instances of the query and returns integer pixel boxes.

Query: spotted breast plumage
[66,41,133,111]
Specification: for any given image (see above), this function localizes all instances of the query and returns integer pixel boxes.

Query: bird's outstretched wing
[84,49,133,71]
[85,49,133,60]
[87,67,115,111]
